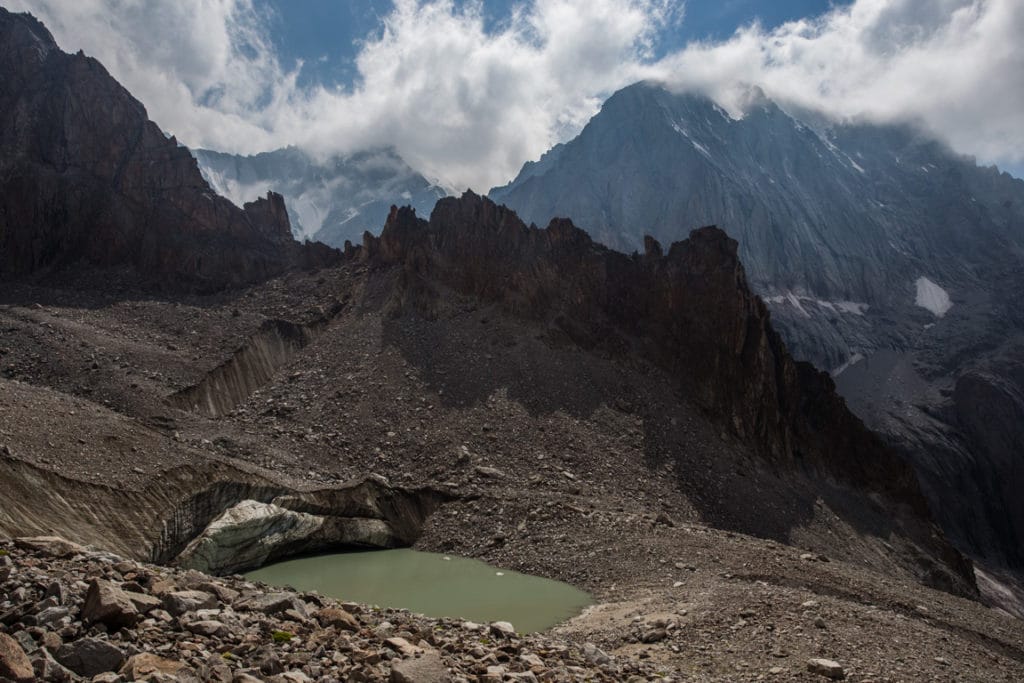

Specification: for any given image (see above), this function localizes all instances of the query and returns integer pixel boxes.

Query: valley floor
[1,267,1023,681]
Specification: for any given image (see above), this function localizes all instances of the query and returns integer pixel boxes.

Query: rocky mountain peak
[356,191,975,596]
[0,8,57,68]
[0,8,338,291]
[241,191,293,243]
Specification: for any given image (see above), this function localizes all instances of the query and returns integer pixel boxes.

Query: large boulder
[0,632,34,682]
[162,590,218,616]
[175,500,324,575]
[81,579,139,628]
[54,637,125,677]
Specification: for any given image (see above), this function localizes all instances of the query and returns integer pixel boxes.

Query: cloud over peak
[11,0,1024,189]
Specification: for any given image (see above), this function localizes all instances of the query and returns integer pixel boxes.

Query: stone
[0,632,35,682]
[236,592,302,616]
[55,637,125,677]
[175,500,326,575]
[384,637,423,657]
[123,591,162,614]
[196,582,240,604]
[44,581,66,604]
[120,652,186,680]
[520,653,545,669]
[581,643,610,665]
[14,536,88,558]
[474,466,505,479]
[33,648,75,683]
[162,591,218,616]
[82,579,140,629]
[32,605,70,626]
[316,607,360,631]
[641,628,667,643]
[490,621,516,637]
[232,675,265,683]
[187,620,228,638]
[807,658,845,680]
[390,651,452,683]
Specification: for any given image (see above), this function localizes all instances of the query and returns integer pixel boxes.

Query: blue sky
[259,0,853,90]
[15,0,1024,188]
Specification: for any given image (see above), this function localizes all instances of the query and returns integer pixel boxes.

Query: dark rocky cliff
[490,80,1024,581]
[0,9,338,291]
[360,192,975,595]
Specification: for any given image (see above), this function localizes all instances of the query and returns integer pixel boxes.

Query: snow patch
[289,195,328,239]
[786,292,810,318]
[670,120,712,159]
[764,292,868,317]
[832,353,865,377]
[915,277,952,317]
[833,300,869,315]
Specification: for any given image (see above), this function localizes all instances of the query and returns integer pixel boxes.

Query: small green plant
[220,652,237,661]
[271,630,293,644]
[0,549,8,556]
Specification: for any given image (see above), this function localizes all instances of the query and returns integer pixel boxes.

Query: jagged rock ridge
[489,80,1024,581]
[193,146,448,247]
[0,8,338,291]
[359,192,974,595]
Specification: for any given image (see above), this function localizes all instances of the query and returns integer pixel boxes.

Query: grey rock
[390,650,452,683]
[82,579,139,629]
[32,606,70,626]
[162,591,218,616]
[32,647,75,683]
[641,628,667,643]
[14,536,87,558]
[807,658,846,680]
[175,500,324,576]
[186,620,228,638]
[123,591,162,614]
[489,621,516,637]
[582,643,610,665]
[55,637,125,677]
[236,592,304,616]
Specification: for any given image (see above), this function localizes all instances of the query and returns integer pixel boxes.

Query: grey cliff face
[489,80,1024,576]
[192,146,448,247]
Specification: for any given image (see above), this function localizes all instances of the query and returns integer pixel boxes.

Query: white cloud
[8,0,1024,190]
[649,0,1024,172]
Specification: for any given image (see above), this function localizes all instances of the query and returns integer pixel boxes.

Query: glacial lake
[246,548,592,633]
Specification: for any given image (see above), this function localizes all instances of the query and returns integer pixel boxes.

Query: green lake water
[245,548,592,633]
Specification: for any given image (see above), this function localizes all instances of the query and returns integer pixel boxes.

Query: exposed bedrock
[0,453,446,575]
[169,303,344,417]
[169,319,317,417]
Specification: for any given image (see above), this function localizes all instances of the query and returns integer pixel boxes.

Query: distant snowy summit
[192,146,448,247]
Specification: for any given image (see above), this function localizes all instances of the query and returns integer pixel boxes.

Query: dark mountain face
[192,146,447,248]
[490,81,1024,577]
[0,9,337,291]
[354,192,975,596]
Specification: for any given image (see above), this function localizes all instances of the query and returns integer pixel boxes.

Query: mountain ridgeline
[0,9,338,291]
[491,82,1024,355]
[490,81,1024,580]
[193,146,448,248]
[356,192,974,595]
